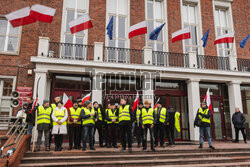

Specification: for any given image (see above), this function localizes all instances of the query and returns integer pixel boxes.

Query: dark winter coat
[232,111,246,128]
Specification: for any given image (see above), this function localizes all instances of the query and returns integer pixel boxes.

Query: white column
[143,46,152,65]
[228,81,243,139]
[186,79,200,141]
[38,37,50,57]
[188,51,198,68]
[33,70,48,105]
[45,78,52,100]
[94,42,103,62]
[91,74,103,104]
[229,55,238,71]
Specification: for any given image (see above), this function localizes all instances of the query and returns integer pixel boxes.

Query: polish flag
[81,93,91,105]
[30,4,56,23]
[132,92,139,112]
[129,21,147,39]
[172,27,191,43]
[5,7,36,27]
[69,13,93,34]
[63,93,73,110]
[204,88,213,115]
[214,33,234,45]
[153,98,160,109]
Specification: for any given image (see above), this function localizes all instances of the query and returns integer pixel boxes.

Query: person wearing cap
[68,101,82,150]
[16,103,28,124]
[196,102,215,150]
[140,100,156,151]
[106,102,119,148]
[135,102,144,148]
[52,101,68,151]
[92,101,104,147]
[154,102,167,148]
[119,98,134,153]
[36,100,52,151]
[81,100,97,151]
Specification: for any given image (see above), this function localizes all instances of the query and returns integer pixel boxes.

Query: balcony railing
[152,51,189,68]
[197,55,230,71]
[48,42,94,60]
[104,47,144,64]
[237,58,250,72]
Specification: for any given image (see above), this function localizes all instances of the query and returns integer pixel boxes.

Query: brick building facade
[0,0,249,141]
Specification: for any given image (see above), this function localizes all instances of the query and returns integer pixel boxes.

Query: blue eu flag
[149,23,165,40]
[106,16,114,40]
[240,34,250,48]
[201,29,210,47]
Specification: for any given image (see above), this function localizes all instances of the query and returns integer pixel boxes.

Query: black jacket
[166,109,176,126]
[25,102,37,125]
[195,107,211,127]
[232,111,246,128]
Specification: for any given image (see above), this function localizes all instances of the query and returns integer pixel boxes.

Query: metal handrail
[0,117,21,140]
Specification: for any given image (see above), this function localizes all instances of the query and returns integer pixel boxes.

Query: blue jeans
[27,124,33,135]
[82,126,94,149]
[199,126,212,146]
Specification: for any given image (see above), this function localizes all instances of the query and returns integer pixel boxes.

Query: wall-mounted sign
[16,87,33,106]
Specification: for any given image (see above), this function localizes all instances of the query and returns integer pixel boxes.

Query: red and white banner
[129,21,147,39]
[153,98,160,109]
[81,93,91,105]
[204,88,213,115]
[214,33,234,45]
[132,92,139,112]
[172,27,191,43]
[63,93,73,110]
[30,4,56,23]
[69,13,93,34]
[5,7,36,27]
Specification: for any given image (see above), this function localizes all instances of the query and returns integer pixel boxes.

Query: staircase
[19,143,250,167]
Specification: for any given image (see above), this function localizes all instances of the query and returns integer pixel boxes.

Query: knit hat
[43,100,49,104]
[84,100,91,106]
[22,102,28,107]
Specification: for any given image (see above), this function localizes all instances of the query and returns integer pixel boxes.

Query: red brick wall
[130,0,145,50]
[167,0,183,53]
[232,0,250,59]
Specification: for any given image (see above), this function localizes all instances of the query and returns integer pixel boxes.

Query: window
[0,17,20,54]
[107,0,128,49]
[61,0,89,59]
[0,78,15,116]
[214,8,231,57]
[146,0,165,51]
[182,3,198,53]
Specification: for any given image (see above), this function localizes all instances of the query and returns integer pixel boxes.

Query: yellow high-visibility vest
[119,105,131,122]
[198,107,210,124]
[136,108,142,122]
[68,107,81,125]
[159,107,167,124]
[107,109,118,124]
[37,106,52,125]
[141,108,154,125]
[91,108,102,121]
[175,112,181,132]
[82,107,95,125]
[51,103,57,110]
[53,108,67,126]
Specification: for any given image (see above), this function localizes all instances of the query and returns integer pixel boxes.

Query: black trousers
[143,124,154,149]
[136,124,143,145]
[94,121,103,146]
[235,127,247,142]
[108,123,118,146]
[120,124,132,149]
[104,123,109,145]
[54,134,63,149]
[166,125,175,145]
[68,125,81,148]
[154,123,165,146]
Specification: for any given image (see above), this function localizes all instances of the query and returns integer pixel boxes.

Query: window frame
[145,0,168,52]
[0,15,22,55]
[105,0,130,48]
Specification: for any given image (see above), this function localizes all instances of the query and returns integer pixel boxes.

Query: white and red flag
[204,88,213,115]
[214,32,234,45]
[81,93,91,105]
[153,98,160,109]
[28,97,38,114]
[132,92,139,112]
[5,7,36,27]
[63,93,73,110]
[129,21,147,39]
[172,27,191,43]
[69,13,93,34]
[30,4,56,23]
